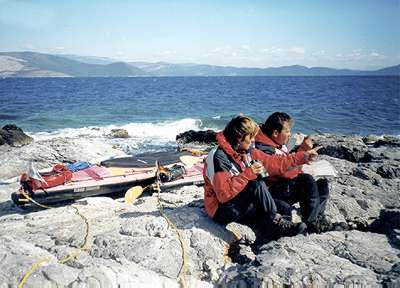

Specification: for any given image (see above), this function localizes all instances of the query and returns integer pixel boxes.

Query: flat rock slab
[0,191,222,287]
[217,230,400,287]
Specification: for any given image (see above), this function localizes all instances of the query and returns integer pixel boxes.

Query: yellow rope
[59,206,91,264]
[20,190,51,209]
[17,257,50,288]
[18,191,91,287]
[155,164,188,288]
[19,165,187,287]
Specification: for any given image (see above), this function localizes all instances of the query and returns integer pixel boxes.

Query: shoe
[317,214,333,232]
[307,214,333,234]
[272,214,307,237]
[306,221,320,234]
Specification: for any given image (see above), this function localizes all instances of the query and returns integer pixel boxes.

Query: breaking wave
[29,118,214,154]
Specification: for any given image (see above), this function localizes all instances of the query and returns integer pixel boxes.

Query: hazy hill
[0,52,147,77]
[60,54,117,65]
[369,64,400,76]
[130,62,400,76]
[0,51,399,77]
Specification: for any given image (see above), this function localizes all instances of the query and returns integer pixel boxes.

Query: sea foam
[28,118,209,154]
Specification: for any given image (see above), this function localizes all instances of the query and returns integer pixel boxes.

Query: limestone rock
[314,134,371,162]
[109,129,129,138]
[218,231,400,287]
[372,135,400,147]
[0,124,33,147]
[228,243,256,265]
[176,130,216,146]
[375,162,400,179]
[226,222,256,245]
[0,133,399,287]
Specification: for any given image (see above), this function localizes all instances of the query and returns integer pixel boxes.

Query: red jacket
[203,132,308,218]
[255,129,306,185]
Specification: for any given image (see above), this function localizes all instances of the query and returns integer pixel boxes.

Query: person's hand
[304,146,323,162]
[299,136,314,151]
[250,161,265,175]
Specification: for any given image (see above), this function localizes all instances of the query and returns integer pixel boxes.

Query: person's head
[223,115,258,151]
[262,112,293,145]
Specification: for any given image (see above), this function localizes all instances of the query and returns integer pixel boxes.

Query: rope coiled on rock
[154,162,188,288]
[17,191,91,288]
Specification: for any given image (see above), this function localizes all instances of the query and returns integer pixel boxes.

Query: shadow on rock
[0,200,26,217]
[0,198,77,217]
[369,208,400,250]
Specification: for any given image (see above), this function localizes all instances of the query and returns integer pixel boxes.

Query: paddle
[124,186,145,204]
[179,155,203,167]
[124,160,161,204]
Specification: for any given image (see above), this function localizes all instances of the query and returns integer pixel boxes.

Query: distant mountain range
[0,51,399,77]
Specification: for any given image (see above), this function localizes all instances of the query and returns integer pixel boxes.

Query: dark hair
[223,115,258,147]
[262,112,292,137]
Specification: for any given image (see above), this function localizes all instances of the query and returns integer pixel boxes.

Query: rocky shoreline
[0,131,399,287]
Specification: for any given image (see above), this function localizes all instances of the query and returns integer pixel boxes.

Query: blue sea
[1,76,399,154]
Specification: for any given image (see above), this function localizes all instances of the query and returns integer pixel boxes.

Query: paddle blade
[125,186,144,204]
[179,155,202,167]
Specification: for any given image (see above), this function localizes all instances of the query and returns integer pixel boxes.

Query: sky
[0,0,399,69]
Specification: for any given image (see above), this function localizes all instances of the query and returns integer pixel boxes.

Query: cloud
[369,52,386,59]
[312,50,325,56]
[200,45,389,68]
[334,50,386,61]
[21,43,35,50]
[54,46,65,52]
[261,47,306,56]
[261,47,282,54]
[201,45,312,67]
[204,45,255,58]
[202,45,262,65]
[158,50,177,56]
[288,47,305,54]
[206,46,233,56]
[113,51,132,60]
[111,51,133,61]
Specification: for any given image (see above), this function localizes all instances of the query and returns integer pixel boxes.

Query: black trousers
[269,173,329,223]
[213,180,277,225]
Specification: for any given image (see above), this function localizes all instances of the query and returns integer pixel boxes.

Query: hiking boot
[306,221,320,234]
[307,215,333,234]
[272,214,307,237]
[316,214,333,232]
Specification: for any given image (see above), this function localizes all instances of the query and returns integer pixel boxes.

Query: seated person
[255,112,330,233]
[203,115,321,237]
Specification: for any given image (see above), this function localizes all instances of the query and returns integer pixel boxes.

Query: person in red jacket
[255,112,330,233]
[203,115,321,237]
